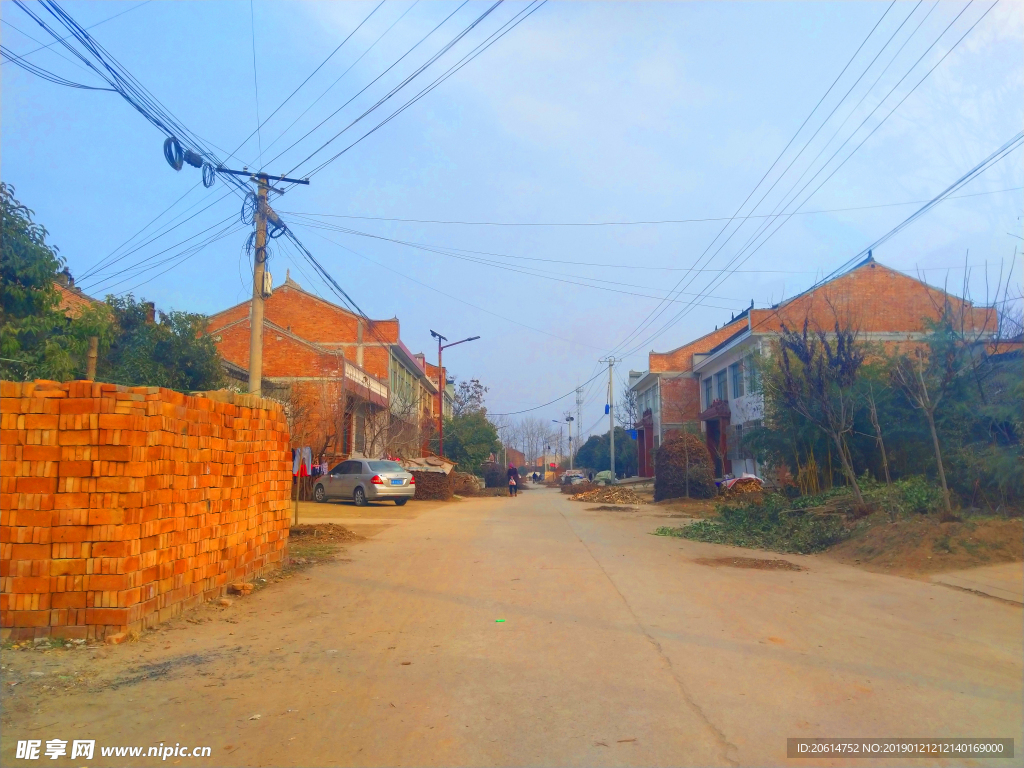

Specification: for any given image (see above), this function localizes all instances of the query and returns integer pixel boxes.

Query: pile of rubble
[570,486,648,505]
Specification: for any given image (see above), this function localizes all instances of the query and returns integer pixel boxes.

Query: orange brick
[97,414,130,429]
[23,445,61,461]
[51,591,87,609]
[86,607,129,626]
[10,609,51,627]
[92,541,127,557]
[58,430,93,446]
[11,543,51,560]
[98,445,132,462]
[87,508,125,525]
[50,559,87,576]
[59,398,98,414]
[12,576,50,593]
[11,510,51,527]
[24,414,58,430]
[59,460,93,477]
[87,574,129,591]
[16,477,57,494]
[51,526,88,543]
[97,476,132,493]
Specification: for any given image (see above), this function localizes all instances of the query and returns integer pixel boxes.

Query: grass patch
[655,493,850,554]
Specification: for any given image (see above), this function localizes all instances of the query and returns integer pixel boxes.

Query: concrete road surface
[931,562,1024,605]
[2,488,1021,766]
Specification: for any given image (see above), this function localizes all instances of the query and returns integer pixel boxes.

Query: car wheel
[353,487,367,507]
[313,484,326,503]
[394,498,408,506]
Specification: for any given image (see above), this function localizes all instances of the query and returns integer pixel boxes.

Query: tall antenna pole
[601,357,619,480]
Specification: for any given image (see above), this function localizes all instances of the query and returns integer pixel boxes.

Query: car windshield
[367,461,403,473]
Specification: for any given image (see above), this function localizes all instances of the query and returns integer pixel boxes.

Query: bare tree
[517,416,548,465]
[893,267,1004,513]
[616,387,639,429]
[778,308,866,505]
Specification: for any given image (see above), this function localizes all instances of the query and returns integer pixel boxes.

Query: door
[349,460,368,498]
[325,463,345,498]
[336,460,359,498]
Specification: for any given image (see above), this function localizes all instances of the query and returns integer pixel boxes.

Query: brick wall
[749,262,996,334]
[208,283,399,382]
[1,380,291,641]
[651,318,747,373]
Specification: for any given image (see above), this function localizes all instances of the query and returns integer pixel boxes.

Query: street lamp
[430,330,480,458]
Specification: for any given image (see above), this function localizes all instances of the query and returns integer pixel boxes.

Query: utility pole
[214,168,309,395]
[600,357,619,480]
[575,387,583,436]
[248,177,270,395]
[565,414,575,469]
[430,330,480,458]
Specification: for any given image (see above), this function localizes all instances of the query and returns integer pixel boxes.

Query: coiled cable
[163,137,183,170]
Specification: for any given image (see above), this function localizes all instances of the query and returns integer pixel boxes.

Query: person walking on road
[508,464,519,497]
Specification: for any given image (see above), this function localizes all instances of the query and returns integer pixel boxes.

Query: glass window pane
[367,461,403,472]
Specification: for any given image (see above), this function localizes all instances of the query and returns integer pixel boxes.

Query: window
[367,460,403,472]
[747,355,760,393]
[727,424,744,461]
[715,369,728,401]
[704,377,713,409]
[730,361,744,398]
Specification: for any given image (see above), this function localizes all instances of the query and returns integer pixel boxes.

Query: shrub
[654,432,716,501]
[657,493,849,554]
[481,462,506,488]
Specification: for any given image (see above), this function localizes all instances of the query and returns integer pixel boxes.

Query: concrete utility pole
[566,414,575,469]
[213,167,310,396]
[248,177,270,395]
[429,331,480,458]
[601,357,619,480]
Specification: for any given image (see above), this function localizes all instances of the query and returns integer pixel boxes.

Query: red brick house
[208,273,438,460]
[629,258,999,478]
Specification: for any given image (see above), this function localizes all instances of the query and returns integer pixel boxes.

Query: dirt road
[2,488,1021,766]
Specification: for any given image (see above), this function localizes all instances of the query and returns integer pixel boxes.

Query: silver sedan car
[313,459,415,506]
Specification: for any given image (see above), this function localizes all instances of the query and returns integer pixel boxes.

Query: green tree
[574,428,638,477]
[100,295,223,391]
[0,182,104,380]
[438,411,500,475]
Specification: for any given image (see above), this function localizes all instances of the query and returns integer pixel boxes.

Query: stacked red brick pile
[1,380,291,641]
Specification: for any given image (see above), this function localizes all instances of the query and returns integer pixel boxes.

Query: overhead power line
[0,0,150,64]
[617,0,1002,357]
[609,1,900,357]
[280,185,1021,229]
[295,0,546,183]
[259,1,419,162]
[294,224,609,351]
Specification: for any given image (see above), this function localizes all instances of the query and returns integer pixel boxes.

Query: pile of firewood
[723,477,763,497]
[561,481,597,494]
[570,487,647,505]
[452,472,484,496]
[411,470,453,501]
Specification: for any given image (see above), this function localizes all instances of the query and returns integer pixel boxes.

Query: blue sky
[3,0,1021,437]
